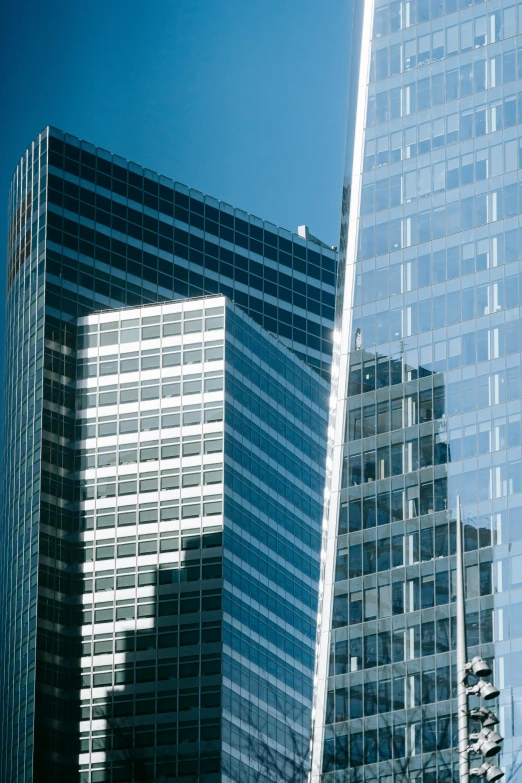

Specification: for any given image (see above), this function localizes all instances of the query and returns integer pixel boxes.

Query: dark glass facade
[312,3,522,783]
[1,126,336,783]
[40,128,336,378]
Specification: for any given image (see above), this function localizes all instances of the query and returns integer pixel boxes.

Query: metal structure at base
[456,496,503,783]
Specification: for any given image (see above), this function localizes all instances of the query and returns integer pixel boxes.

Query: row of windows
[83,590,221,627]
[46,191,335,292]
[45,208,335,318]
[76,404,223,442]
[346,430,481,485]
[44,518,213,560]
[333,573,491,628]
[224,549,315,624]
[227,423,323,499]
[43,401,222,443]
[227,461,322,528]
[225,494,320,568]
[347,372,442,424]
[80,590,222,629]
[339,477,445,527]
[44,250,333,366]
[77,373,223,410]
[80,597,220,629]
[36,579,217,626]
[349,411,520,467]
[328,624,446,684]
[338,527,489,572]
[226,554,315,639]
[84,757,220,783]
[360,315,522,373]
[228,341,328,416]
[81,543,222,572]
[354,307,522,366]
[82,464,221,500]
[371,9,510,82]
[79,679,220,717]
[322,716,453,770]
[348,362,521,420]
[76,433,222,470]
[81,656,221,690]
[82,623,221,663]
[224,691,309,759]
[342,442,522,507]
[336,516,488,556]
[372,0,508,38]
[77,341,223,378]
[227,386,325,465]
[47,135,336,270]
[225,524,317,584]
[326,668,455,723]
[341,487,519,546]
[358,196,522,264]
[224,599,313,677]
[367,49,521,127]
[80,556,221,591]
[355,257,522,311]
[329,609,490,669]
[364,95,521,173]
[81,720,220,755]
[80,500,222,536]
[361,136,522,212]
[336,556,491,611]
[77,312,224,347]
[334,523,484,574]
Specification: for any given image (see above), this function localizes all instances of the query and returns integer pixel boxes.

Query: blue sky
[1,0,349,253]
[0,0,350,443]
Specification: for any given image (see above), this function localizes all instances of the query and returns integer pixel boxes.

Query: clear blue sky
[1,0,349,242]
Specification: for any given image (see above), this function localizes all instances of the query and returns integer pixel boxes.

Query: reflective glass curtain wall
[1,126,336,782]
[1,132,46,783]
[222,302,328,783]
[41,127,336,381]
[73,296,328,783]
[312,2,522,783]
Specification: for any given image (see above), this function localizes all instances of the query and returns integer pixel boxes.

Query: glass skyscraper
[312,2,522,783]
[1,126,336,782]
[74,295,328,782]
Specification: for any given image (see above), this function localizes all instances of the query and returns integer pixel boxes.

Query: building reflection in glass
[311,3,522,781]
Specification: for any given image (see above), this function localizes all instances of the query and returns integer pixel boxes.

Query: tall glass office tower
[1,126,336,782]
[74,295,328,783]
[312,3,522,783]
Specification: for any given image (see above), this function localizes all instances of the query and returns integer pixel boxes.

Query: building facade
[74,296,328,782]
[1,126,336,783]
[312,2,522,783]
